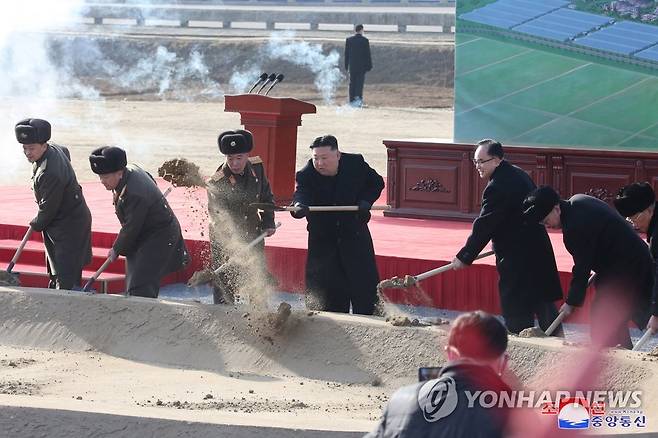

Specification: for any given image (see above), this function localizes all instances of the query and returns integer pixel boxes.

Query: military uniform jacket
[112,165,187,279]
[560,195,654,311]
[206,157,275,245]
[365,361,511,438]
[292,153,384,295]
[31,143,92,276]
[457,160,563,312]
[344,33,372,73]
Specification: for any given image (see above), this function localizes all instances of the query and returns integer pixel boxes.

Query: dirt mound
[1,286,656,398]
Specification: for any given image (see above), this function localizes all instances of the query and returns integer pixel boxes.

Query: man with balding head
[15,118,92,290]
[452,139,563,335]
[89,146,188,298]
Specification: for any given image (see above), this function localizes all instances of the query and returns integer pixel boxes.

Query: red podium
[224,94,316,204]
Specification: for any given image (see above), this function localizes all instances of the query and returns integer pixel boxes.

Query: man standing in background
[344,24,372,107]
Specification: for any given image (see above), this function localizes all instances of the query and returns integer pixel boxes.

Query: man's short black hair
[355,24,364,32]
[477,138,504,159]
[448,311,508,361]
[310,135,339,150]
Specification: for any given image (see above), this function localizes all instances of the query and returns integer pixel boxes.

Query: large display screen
[455,0,658,150]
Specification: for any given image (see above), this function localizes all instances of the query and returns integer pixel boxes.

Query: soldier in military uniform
[206,129,277,305]
[89,146,188,298]
[15,118,92,290]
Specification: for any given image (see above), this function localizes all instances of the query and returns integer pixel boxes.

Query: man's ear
[445,345,459,361]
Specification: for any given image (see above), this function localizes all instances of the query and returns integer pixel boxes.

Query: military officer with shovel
[89,146,188,298]
[10,118,92,290]
[205,129,277,305]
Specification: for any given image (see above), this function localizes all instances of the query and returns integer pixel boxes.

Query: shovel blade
[0,270,20,286]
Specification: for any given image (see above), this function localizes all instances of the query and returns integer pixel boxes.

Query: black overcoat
[112,165,187,297]
[645,203,658,316]
[344,33,372,73]
[457,160,563,316]
[30,143,92,288]
[560,195,654,309]
[293,153,384,311]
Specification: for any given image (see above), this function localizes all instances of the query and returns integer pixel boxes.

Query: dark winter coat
[365,361,511,438]
[345,33,373,73]
[560,195,654,312]
[30,143,92,288]
[292,153,384,313]
[112,165,187,297]
[457,160,563,317]
[645,203,658,315]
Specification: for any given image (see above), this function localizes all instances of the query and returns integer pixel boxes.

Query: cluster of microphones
[248,73,285,95]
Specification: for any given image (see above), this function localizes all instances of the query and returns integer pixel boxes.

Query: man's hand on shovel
[451,257,465,270]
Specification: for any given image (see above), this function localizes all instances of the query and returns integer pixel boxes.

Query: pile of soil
[517,327,547,338]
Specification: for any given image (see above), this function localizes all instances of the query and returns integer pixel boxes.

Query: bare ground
[1,98,453,186]
[0,287,657,436]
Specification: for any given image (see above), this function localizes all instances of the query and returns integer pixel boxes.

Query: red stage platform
[0,179,591,319]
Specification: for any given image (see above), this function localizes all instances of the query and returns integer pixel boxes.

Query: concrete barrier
[80,3,456,33]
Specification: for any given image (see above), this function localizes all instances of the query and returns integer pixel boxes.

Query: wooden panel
[402,163,458,206]
[383,139,658,221]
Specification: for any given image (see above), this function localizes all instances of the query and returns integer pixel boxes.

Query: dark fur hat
[218,129,253,155]
[15,118,51,144]
[614,182,655,218]
[522,186,561,223]
[89,146,127,175]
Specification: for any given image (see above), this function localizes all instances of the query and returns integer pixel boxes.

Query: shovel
[251,202,390,213]
[377,250,495,291]
[632,329,655,351]
[82,186,174,293]
[188,222,282,287]
[544,273,597,336]
[0,226,34,286]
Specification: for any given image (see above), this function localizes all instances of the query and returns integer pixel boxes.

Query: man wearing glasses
[614,182,658,336]
[523,186,655,348]
[452,139,563,335]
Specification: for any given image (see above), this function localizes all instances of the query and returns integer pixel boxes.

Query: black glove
[290,202,310,219]
[357,200,372,222]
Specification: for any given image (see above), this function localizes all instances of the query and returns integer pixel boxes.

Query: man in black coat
[89,146,188,298]
[344,24,372,107]
[291,134,384,314]
[15,118,92,290]
[523,186,654,348]
[206,129,277,305]
[614,182,658,335]
[453,139,563,334]
[365,311,512,438]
